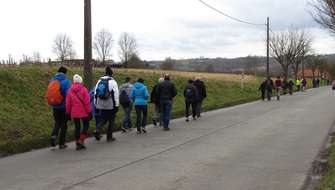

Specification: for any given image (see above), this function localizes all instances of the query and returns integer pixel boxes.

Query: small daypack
[185,88,194,99]
[96,78,111,100]
[119,90,131,107]
[45,80,63,106]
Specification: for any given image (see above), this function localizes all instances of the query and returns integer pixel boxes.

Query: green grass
[0,65,262,156]
[316,137,335,190]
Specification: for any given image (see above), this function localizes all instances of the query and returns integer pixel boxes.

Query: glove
[113,107,119,113]
[66,114,71,121]
[88,112,93,121]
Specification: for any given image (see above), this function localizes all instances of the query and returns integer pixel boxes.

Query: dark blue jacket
[51,73,71,109]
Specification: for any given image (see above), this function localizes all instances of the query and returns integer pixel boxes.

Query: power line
[197,0,266,26]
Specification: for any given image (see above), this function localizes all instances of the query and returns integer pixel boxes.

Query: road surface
[1,87,335,190]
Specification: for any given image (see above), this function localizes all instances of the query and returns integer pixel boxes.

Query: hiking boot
[76,143,86,151]
[59,144,68,149]
[50,137,56,147]
[93,131,101,141]
[121,127,127,133]
[142,128,147,133]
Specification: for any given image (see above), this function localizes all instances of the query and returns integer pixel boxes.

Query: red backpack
[45,80,63,106]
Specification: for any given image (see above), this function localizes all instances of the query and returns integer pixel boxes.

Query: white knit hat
[73,74,83,84]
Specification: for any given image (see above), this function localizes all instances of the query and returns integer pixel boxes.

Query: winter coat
[131,82,149,106]
[275,79,282,88]
[194,80,207,101]
[184,84,198,102]
[282,80,288,89]
[119,82,133,100]
[66,83,91,119]
[150,84,160,105]
[259,81,266,92]
[51,73,71,109]
[265,79,274,92]
[288,80,294,90]
[94,76,119,110]
[156,80,177,101]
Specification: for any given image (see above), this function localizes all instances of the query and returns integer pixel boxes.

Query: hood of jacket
[71,83,84,93]
[54,73,67,81]
[134,82,145,90]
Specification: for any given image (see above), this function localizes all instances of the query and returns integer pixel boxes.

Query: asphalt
[0,86,334,190]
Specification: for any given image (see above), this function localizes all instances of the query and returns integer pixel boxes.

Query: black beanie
[58,66,67,74]
[105,66,113,76]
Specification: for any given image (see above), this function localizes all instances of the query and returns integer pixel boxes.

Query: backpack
[96,79,111,100]
[119,89,131,107]
[45,79,63,106]
[185,87,194,99]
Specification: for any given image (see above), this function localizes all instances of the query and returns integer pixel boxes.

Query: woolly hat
[73,74,83,84]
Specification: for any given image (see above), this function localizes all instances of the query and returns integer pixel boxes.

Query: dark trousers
[99,110,116,140]
[160,100,173,128]
[266,90,272,101]
[51,108,68,146]
[196,100,203,117]
[135,105,148,131]
[73,118,89,144]
[261,90,265,101]
[122,104,133,129]
[185,101,197,118]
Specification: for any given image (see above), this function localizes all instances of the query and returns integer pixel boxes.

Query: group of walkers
[258,77,308,101]
[45,66,206,151]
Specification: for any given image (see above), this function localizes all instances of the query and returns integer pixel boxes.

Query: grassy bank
[316,137,335,190]
[0,65,261,156]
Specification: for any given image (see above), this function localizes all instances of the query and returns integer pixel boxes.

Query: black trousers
[99,110,116,140]
[135,105,148,131]
[261,90,265,101]
[185,101,197,118]
[73,118,89,142]
[51,108,68,146]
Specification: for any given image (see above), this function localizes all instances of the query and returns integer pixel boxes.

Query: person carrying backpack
[296,78,301,91]
[184,80,198,122]
[275,76,282,101]
[156,74,177,131]
[265,77,274,101]
[131,78,149,134]
[94,66,119,142]
[150,77,164,127]
[45,66,71,149]
[89,89,101,140]
[194,77,207,118]
[288,79,294,95]
[119,77,134,132]
[301,78,307,91]
[258,79,267,101]
[282,77,288,95]
[66,74,91,150]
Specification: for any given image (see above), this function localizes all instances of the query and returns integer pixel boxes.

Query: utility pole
[84,0,93,89]
[266,17,270,79]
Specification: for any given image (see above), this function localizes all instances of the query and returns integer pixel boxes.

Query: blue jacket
[89,90,100,116]
[130,82,149,106]
[51,73,71,109]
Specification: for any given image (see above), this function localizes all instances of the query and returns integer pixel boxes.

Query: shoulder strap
[73,90,88,114]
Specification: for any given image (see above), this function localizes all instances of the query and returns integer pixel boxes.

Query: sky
[0,0,334,62]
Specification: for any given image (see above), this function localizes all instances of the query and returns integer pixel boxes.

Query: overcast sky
[0,0,334,62]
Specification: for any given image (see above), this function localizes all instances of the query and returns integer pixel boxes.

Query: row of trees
[52,30,139,67]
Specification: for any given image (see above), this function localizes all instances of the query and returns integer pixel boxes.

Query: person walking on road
[45,66,71,149]
[150,77,164,127]
[131,78,149,134]
[301,78,307,91]
[184,80,198,121]
[194,77,207,118]
[288,79,294,95]
[156,74,177,131]
[89,89,102,140]
[94,66,119,142]
[275,76,282,101]
[259,79,267,101]
[119,77,134,132]
[265,77,274,101]
[66,74,91,150]
[296,78,301,91]
[282,77,288,95]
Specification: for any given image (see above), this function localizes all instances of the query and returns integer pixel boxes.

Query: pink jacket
[66,83,91,119]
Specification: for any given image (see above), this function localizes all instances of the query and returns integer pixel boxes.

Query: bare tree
[161,57,176,70]
[310,0,335,35]
[52,33,74,62]
[118,32,138,68]
[32,51,41,63]
[270,29,312,79]
[93,29,113,65]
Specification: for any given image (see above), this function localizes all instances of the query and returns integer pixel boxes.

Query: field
[0,65,262,156]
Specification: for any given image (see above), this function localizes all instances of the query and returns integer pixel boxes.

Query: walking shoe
[76,143,86,151]
[163,127,170,131]
[193,117,197,121]
[106,137,116,142]
[137,130,142,134]
[93,131,101,141]
[50,137,56,147]
[186,118,189,122]
[121,127,127,133]
[153,120,157,126]
[142,128,147,133]
[59,144,68,149]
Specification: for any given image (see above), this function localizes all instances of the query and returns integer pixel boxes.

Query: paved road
[1,87,335,190]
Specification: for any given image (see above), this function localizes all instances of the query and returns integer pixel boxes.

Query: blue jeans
[122,104,133,129]
[160,100,172,128]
